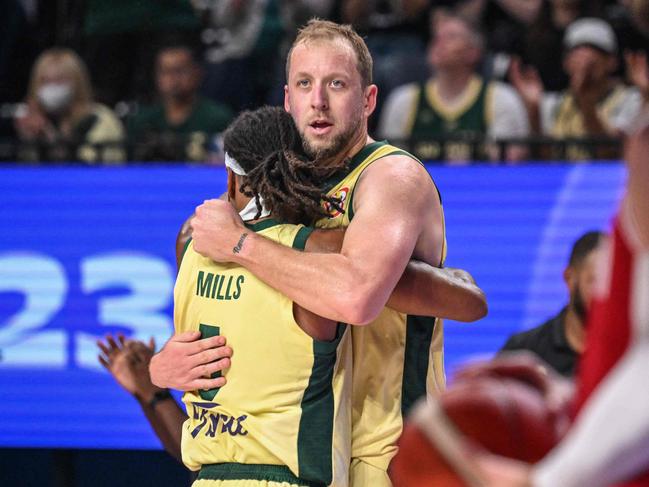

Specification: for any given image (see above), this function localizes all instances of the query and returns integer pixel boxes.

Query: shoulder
[500,318,556,352]
[128,103,164,132]
[87,103,125,139]
[385,82,420,104]
[378,83,421,139]
[489,81,525,107]
[195,98,233,130]
[356,149,437,208]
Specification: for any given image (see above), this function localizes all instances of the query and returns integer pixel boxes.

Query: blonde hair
[286,19,373,88]
[27,48,94,123]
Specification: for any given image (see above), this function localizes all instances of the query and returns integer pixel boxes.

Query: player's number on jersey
[198,323,222,400]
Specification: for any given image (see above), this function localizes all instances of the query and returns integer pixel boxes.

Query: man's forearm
[137,393,187,463]
[388,262,487,322]
[533,342,649,487]
[233,231,399,324]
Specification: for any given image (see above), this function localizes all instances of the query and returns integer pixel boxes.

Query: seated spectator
[82,0,200,106]
[378,11,530,162]
[511,17,642,160]
[500,231,607,377]
[128,43,233,162]
[13,48,125,163]
[198,0,283,113]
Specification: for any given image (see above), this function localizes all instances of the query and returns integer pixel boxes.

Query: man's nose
[311,82,329,111]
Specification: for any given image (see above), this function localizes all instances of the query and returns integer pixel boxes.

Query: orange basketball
[391,376,568,487]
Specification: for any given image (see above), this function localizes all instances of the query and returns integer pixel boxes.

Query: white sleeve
[609,88,643,133]
[488,82,530,139]
[533,246,649,487]
[376,83,419,140]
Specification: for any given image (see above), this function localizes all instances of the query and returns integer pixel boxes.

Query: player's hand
[149,331,232,391]
[191,199,248,263]
[98,334,162,400]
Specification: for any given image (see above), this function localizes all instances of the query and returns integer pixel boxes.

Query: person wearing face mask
[14,47,125,163]
[500,231,607,377]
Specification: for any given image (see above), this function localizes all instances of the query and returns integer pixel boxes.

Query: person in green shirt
[128,42,233,162]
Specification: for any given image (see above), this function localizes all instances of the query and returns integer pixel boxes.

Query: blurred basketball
[391,376,568,487]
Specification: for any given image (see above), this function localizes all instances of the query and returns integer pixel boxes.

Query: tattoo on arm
[233,232,249,254]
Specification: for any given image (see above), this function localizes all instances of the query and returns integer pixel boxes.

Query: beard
[301,109,363,167]
[571,284,589,323]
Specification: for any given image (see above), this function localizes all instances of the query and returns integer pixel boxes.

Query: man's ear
[563,266,575,289]
[227,168,237,201]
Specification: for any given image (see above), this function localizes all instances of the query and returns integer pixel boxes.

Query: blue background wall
[0,164,625,453]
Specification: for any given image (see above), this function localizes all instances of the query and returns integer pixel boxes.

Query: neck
[564,306,586,353]
[341,126,373,162]
[434,70,474,101]
[164,94,196,124]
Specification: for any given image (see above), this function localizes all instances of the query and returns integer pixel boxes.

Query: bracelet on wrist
[148,389,173,410]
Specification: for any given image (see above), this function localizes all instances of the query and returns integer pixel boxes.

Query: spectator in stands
[97,333,187,463]
[82,0,200,106]
[198,0,283,113]
[128,43,233,162]
[339,0,431,131]
[500,231,607,377]
[524,0,606,92]
[458,0,542,79]
[511,17,642,160]
[378,11,530,162]
[14,47,125,163]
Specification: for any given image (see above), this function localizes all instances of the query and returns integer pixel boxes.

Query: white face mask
[37,83,73,114]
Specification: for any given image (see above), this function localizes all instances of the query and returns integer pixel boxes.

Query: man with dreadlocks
[169,106,486,487]
[174,106,352,487]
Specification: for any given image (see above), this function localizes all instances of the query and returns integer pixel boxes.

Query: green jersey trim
[347,146,424,221]
[322,141,389,191]
[401,315,437,415]
[296,324,345,483]
[292,226,314,251]
[244,218,284,232]
[181,237,193,260]
[198,463,325,486]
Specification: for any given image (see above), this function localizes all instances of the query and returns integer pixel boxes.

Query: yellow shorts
[193,464,315,487]
[350,458,392,487]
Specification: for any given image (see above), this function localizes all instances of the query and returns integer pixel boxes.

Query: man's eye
[298,80,310,87]
[331,80,344,88]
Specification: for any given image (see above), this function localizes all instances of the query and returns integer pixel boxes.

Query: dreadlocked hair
[222,106,347,225]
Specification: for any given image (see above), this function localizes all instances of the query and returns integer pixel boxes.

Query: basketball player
[186,20,453,486]
[469,105,649,487]
[177,105,352,486]
[172,105,486,486]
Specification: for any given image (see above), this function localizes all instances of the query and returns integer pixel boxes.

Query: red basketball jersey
[574,215,649,486]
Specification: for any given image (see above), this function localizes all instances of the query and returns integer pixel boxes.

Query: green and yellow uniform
[175,219,352,487]
[405,76,491,161]
[318,141,446,485]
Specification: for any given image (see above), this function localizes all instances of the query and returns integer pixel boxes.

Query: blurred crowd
[1,0,648,164]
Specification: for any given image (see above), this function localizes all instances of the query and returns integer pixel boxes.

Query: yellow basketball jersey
[317,141,447,473]
[174,219,352,486]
